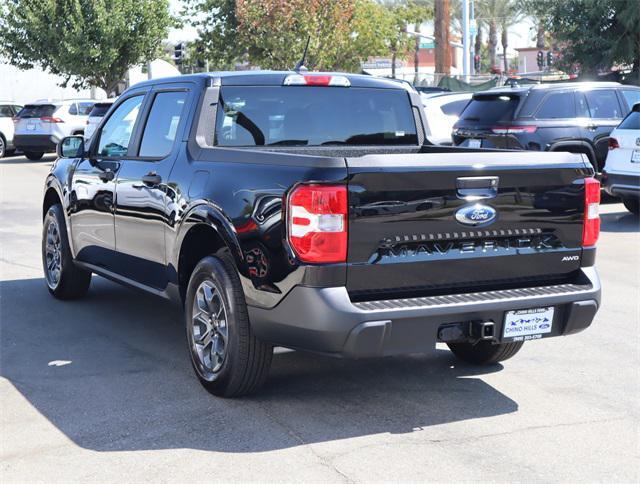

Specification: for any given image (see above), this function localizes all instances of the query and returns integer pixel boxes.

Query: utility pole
[462,0,469,81]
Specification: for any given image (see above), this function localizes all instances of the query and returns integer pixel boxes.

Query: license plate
[503,307,554,341]
[632,150,640,163]
[468,139,481,148]
[26,123,36,131]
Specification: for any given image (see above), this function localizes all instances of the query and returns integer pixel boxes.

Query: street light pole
[462,0,470,81]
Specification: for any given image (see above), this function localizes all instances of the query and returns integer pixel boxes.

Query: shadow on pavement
[1,276,518,453]
[0,154,56,165]
[600,210,639,233]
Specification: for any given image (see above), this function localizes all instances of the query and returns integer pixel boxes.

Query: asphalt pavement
[1,154,638,482]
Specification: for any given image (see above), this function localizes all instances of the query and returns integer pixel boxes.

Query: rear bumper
[13,134,58,152]
[248,267,601,358]
[602,171,640,199]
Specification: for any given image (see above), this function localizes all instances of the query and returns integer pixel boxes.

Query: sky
[167,0,538,53]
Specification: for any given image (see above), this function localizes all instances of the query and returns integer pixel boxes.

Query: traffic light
[537,50,544,69]
[174,42,185,65]
[474,54,480,71]
[547,51,554,68]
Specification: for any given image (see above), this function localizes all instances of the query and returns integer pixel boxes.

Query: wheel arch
[175,204,246,303]
[43,184,63,220]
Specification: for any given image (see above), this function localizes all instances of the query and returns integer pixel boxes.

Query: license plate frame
[631,150,640,163]
[503,306,554,341]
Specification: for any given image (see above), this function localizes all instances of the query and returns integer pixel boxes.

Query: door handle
[456,176,499,199]
[98,168,115,182]
[141,172,162,186]
[587,124,598,131]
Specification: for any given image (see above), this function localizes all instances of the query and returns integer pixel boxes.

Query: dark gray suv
[452,82,640,171]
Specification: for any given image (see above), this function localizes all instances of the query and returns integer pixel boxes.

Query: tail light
[608,137,619,150]
[283,74,351,87]
[491,125,537,134]
[287,184,348,263]
[40,116,64,123]
[582,177,600,247]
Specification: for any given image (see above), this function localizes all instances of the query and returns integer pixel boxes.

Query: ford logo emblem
[455,204,497,226]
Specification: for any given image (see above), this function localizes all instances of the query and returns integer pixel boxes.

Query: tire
[0,135,5,158]
[185,252,273,397]
[622,198,639,215]
[25,151,44,160]
[447,340,524,365]
[42,204,92,299]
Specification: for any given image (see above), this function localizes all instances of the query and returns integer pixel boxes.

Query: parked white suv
[14,99,95,160]
[84,99,115,140]
[603,102,640,214]
[420,92,472,145]
[0,102,23,158]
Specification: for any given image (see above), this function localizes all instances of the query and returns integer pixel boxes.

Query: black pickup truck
[43,71,602,397]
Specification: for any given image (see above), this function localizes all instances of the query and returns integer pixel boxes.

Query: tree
[182,0,240,69]
[233,0,390,72]
[475,0,523,73]
[406,0,433,83]
[434,0,451,75]
[540,0,640,82]
[0,0,174,94]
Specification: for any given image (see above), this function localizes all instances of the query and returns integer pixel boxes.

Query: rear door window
[618,111,640,130]
[89,104,112,117]
[535,92,575,119]
[138,91,188,158]
[459,94,521,124]
[584,90,623,119]
[77,102,95,115]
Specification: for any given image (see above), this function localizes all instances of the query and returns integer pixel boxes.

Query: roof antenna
[294,36,311,72]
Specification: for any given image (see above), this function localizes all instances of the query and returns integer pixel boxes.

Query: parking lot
[1,153,638,482]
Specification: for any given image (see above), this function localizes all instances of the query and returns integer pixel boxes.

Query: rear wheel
[622,198,639,215]
[42,204,92,299]
[24,151,44,160]
[0,135,6,158]
[447,340,524,365]
[185,252,273,397]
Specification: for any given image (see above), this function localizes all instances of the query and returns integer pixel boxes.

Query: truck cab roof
[129,71,413,91]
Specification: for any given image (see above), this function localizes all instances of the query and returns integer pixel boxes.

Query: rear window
[618,111,640,130]
[17,104,56,118]
[440,99,469,116]
[621,90,640,111]
[214,86,418,147]
[459,94,521,124]
[89,103,112,117]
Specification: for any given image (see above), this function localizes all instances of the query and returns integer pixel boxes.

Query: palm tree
[476,0,523,73]
[406,0,433,83]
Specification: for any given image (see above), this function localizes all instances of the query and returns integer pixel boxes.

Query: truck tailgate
[346,151,592,299]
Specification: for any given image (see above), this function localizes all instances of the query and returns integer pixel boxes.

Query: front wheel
[42,204,92,299]
[622,198,639,215]
[185,253,273,397]
[24,151,44,160]
[447,340,524,365]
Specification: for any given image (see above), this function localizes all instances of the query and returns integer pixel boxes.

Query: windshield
[214,86,418,147]
[458,94,521,124]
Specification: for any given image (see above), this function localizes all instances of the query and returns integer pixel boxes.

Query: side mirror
[57,136,85,158]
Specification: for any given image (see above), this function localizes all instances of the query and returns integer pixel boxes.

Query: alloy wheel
[44,218,62,289]
[190,280,229,379]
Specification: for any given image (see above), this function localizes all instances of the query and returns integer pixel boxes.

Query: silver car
[14,99,95,160]
[84,99,115,141]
